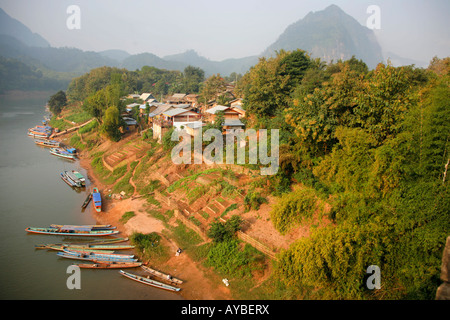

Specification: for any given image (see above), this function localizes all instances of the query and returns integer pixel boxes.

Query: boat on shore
[34,244,115,254]
[64,171,84,187]
[63,249,134,259]
[34,138,60,148]
[60,237,129,246]
[141,265,183,285]
[61,171,82,187]
[25,226,119,237]
[50,224,115,230]
[71,170,86,187]
[74,262,142,269]
[35,237,130,249]
[50,148,76,160]
[119,270,181,292]
[92,187,101,212]
[28,125,52,138]
[57,251,138,262]
[82,192,92,209]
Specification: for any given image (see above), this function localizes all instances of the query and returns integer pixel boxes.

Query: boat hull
[119,270,181,292]
[75,262,142,269]
[25,227,119,237]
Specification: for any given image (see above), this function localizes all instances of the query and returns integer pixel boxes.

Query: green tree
[199,74,228,103]
[182,65,205,93]
[101,105,122,141]
[48,90,67,115]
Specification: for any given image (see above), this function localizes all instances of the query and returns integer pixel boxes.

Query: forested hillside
[239,51,450,299]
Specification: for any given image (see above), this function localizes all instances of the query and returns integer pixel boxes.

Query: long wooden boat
[55,243,134,250]
[61,172,82,187]
[81,193,92,209]
[50,148,76,160]
[50,224,116,230]
[25,227,119,237]
[92,187,101,213]
[35,244,115,254]
[64,171,83,187]
[56,237,129,246]
[74,262,142,269]
[28,131,50,138]
[119,270,181,292]
[35,238,130,249]
[34,138,60,148]
[63,249,134,259]
[57,251,138,262]
[72,171,86,187]
[140,265,183,285]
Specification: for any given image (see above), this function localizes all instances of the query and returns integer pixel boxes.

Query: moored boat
[50,148,76,160]
[62,237,129,245]
[141,265,183,285]
[61,171,82,187]
[34,138,60,148]
[64,171,83,187]
[50,224,115,230]
[71,170,86,186]
[50,243,134,250]
[57,251,138,262]
[92,187,101,212]
[74,262,142,269]
[82,192,92,209]
[63,249,134,259]
[119,270,181,292]
[34,244,115,254]
[25,226,119,237]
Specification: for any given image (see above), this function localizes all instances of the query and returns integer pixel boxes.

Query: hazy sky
[0,0,448,64]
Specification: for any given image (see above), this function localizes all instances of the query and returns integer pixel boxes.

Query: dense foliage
[66,65,205,102]
[240,54,450,300]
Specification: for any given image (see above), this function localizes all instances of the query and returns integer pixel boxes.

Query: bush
[207,215,243,242]
[244,191,267,211]
[270,187,321,235]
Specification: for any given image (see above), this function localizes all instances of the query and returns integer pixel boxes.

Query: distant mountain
[98,49,131,62]
[263,4,384,69]
[164,49,258,75]
[0,8,50,47]
[384,51,427,68]
[0,4,427,92]
[121,52,186,71]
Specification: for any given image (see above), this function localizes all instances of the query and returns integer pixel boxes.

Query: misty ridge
[0,5,425,93]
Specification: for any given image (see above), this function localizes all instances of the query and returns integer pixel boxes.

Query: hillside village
[122,92,246,143]
[45,53,450,301]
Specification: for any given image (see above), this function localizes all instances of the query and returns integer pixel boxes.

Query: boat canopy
[66,148,77,154]
[93,192,101,202]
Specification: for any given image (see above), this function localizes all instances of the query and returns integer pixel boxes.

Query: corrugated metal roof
[224,119,245,127]
[205,105,230,114]
[163,109,198,117]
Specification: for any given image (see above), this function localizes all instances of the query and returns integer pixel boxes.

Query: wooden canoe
[25,227,119,237]
[119,270,181,292]
[75,262,142,269]
[81,193,92,209]
[141,265,183,285]
[59,244,134,250]
[50,224,116,230]
[35,244,115,254]
[57,251,138,262]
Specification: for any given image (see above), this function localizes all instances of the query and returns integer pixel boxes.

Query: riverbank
[78,151,233,300]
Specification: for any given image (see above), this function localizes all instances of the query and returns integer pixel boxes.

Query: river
[0,92,183,300]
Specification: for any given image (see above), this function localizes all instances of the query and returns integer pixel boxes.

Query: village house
[204,104,245,132]
[140,93,158,103]
[165,93,188,105]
